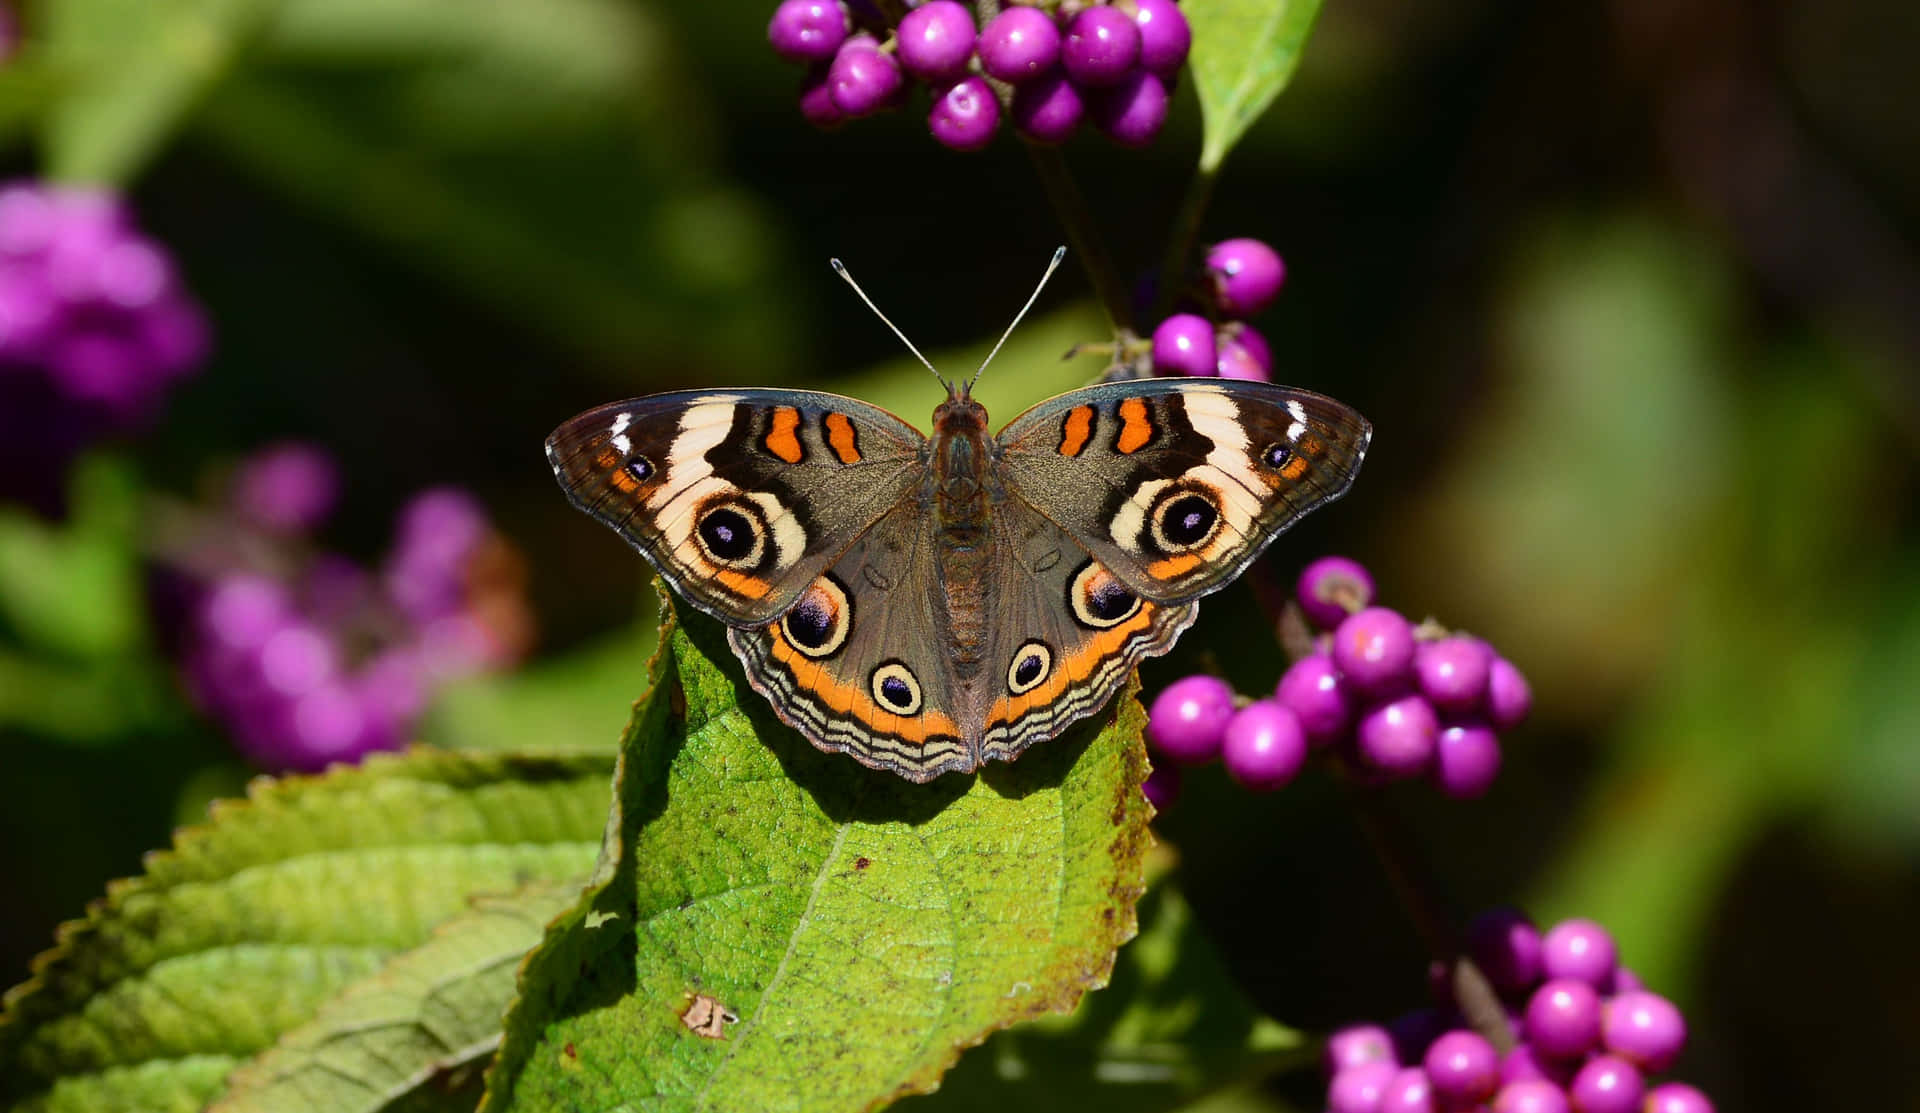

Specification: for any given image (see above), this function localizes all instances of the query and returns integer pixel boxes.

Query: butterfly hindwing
[995,379,1372,603]
[545,388,925,625]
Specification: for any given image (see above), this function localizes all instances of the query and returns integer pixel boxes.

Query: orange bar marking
[1116,398,1154,454]
[824,413,862,464]
[764,407,804,464]
[1059,405,1094,457]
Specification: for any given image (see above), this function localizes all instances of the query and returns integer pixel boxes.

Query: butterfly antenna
[830,257,948,391]
[968,245,1067,395]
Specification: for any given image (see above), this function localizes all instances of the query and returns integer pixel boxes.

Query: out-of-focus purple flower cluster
[158,443,532,771]
[0,182,210,514]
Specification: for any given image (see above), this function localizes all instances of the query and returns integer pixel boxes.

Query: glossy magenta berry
[1467,906,1543,996]
[1568,1055,1644,1113]
[768,0,849,63]
[1296,555,1375,629]
[1414,635,1493,713]
[978,6,1061,83]
[1332,606,1417,694]
[1487,655,1533,729]
[1227,322,1271,370]
[1127,0,1191,73]
[1541,919,1617,988]
[1146,674,1234,764]
[1423,1030,1500,1106]
[1600,990,1686,1073]
[1494,1079,1571,1113]
[1644,1083,1715,1113]
[797,69,845,128]
[1524,978,1602,1059]
[1061,5,1140,87]
[827,39,903,116]
[1328,1061,1398,1113]
[896,0,976,81]
[1092,69,1168,147]
[1222,699,1307,791]
[1501,1042,1574,1087]
[1378,1066,1436,1113]
[1215,331,1272,380]
[1207,237,1286,316]
[1275,652,1350,745]
[1325,1023,1397,1074]
[928,76,1000,151]
[1433,722,1502,798]
[1356,695,1440,776]
[1011,72,1084,143]
[1151,312,1215,376]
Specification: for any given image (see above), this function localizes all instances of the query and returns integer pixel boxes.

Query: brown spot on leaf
[854,856,871,871]
[681,992,738,1040]
[669,678,687,718]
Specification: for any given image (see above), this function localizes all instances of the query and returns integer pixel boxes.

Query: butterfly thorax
[929,394,998,672]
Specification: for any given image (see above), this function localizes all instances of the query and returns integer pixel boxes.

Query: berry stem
[1022,142,1134,331]
[1154,162,1218,319]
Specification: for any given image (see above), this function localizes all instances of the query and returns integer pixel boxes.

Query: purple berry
[798,69,845,128]
[1091,69,1168,147]
[1126,0,1191,73]
[1221,699,1307,791]
[233,442,339,535]
[1524,979,1602,1059]
[1296,555,1375,629]
[896,0,976,81]
[1215,331,1272,380]
[1378,1067,1435,1113]
[202,575,294,652]
[1487,656,1533,729]
[1493,1079,1571,1113]
[928,76,1001,151]
[1275,652,1351,745]
[1423,1030,1499,1106]
[1356,695,1439,777]
[1414,635,1492,713]
[768,0,849,63]
[1600,990,1685,1073]
[1567,1055,1643,1113]
[1325,1024,1397,1074]
[1501,1042,1573,1087]
[1467,907,1543,997]
[1644,1083,1714,1113]
[1061,5,1140,87]
[1150,312,1215,376]
[1541,919,1617,989]
[1433,722,1502,798]
[1607,966,1643,995]
[1332,606,1417,695]
[978,7,1061,83]
[1328,1061,1398,1113]
[827,38,902,117]
[1011,72,1085,143]
[1207,237,1287,316]
[1225,322,1272,372]
[1145,674,1234,764]
[1142,761,1181,811]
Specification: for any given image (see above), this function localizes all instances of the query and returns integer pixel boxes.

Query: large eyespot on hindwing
[870,661,923,716]
[1147,484,1223,554]
[779,573,852,659]
[1007,640,1054,694]
[1068,560,1142,629]
[693,496,769,569]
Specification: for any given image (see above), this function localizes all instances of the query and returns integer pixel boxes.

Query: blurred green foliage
[2,0,1917,1108]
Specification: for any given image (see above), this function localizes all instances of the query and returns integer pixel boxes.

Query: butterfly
[546,259,1370,782]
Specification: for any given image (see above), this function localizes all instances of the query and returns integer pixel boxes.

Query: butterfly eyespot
[624,454,655,482]
[1007,641,1053,695]
[1263,444,1292,469]
[780,574,851,659]
[1069,561,1141,629]
[1151,490,1220,552]
[694,499,768,568]
[870,662,923,715]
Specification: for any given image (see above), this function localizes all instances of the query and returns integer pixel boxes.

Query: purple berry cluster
[1142,555,1530,808]
[164,444,531,771]
[770,0,1191,150]
[1149,237,1285,381]
[0,182,209,513]
[1323,910,1714,1113]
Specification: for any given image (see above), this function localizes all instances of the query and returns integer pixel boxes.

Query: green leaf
[0,748,613,1113]
[208,880,579,1113]
[1186,0,1325,171]
[903,868,1306,1113]
[38,0,277,184]
[481,589,1153,1112]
